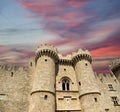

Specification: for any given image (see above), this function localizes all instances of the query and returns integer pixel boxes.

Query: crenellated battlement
[35,44,59,64]
[95,73,116,81]
[36,44,58,53]
[35,44,92,65]
[72,48,92,65]
[72,48,90,56]
[109,58,120,73]
[58,54,72,60]
[109,58,120,83]
[0,64,29,72]
[58,54,72,65]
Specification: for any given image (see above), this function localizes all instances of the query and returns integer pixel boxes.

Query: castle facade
[0,44,120,112]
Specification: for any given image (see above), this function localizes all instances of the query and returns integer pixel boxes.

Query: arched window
[62,79,70,91]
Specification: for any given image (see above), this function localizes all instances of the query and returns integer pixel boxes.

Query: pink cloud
[19,0,92,48]
[68,0,90,8]
[21,1,64,15]
[91,46,120,58]
[0,44,34,65]
[0,45,9,52]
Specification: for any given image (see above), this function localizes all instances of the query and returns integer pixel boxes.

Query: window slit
[67,83,69,90]
[62,83,65,90]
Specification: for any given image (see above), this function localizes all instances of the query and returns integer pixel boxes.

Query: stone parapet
[58,54,72,65]
[109,58,120,73]
[35,44,59,64]
[72,48,92,66]
[36,44,58,53]
[0,64,28,71]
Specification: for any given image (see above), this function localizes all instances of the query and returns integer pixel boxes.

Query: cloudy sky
[0,0,120,73]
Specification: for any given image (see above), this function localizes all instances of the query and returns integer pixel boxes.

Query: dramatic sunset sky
[0,0,120,73]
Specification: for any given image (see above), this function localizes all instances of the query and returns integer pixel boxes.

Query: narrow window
[45,59,47,61]
[11,72,13,77]
[62,82,65,90]
[85,63,88,66]
[62,79,70,91]
[108,84,114,91]
[111,97,120,106]
[66,82,69,90]
[64,68,66,71]
[44,95,48,100]
[94,98,97,102]
[79,81,81,86]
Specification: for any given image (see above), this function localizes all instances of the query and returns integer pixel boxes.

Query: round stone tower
[72,49,101,112]
[110,58,120,82]
[29,44,58,112]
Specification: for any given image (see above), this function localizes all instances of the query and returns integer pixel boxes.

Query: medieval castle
[0,44,120,112]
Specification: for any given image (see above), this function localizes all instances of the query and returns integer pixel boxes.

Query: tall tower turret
[29,44,58,112]
[110,58,120,82]
[72,49,101,112]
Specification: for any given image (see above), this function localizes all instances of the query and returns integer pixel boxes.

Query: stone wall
[95,73,120,112]
[0,65,32,112]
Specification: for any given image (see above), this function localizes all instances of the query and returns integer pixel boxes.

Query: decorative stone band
[72,54,92,66]
[57,109,81,111]
[79,92,101,99]
[35,49,59,64]
[58,59,73,65]
[31,90,55,96]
